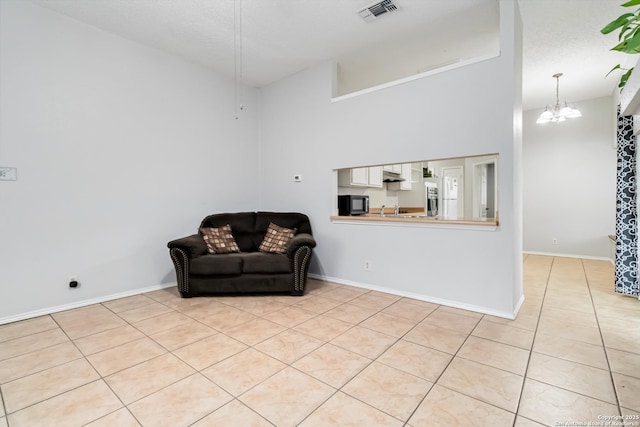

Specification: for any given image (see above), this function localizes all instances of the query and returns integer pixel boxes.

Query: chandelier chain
[234,0,243,120]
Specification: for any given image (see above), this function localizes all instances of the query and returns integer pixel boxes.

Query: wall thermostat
[0,167,17,181]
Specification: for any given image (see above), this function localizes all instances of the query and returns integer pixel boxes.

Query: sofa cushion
[259,222,296,254]
[190,254,244,275]
[200,212,257,252]
[200,225,240,254]
[242,252,291,274]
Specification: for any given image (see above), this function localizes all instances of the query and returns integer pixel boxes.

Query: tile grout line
[581,259,623,417]
[93,298,259,427]
[329,305,434,426]
[124,291,507,425]
[512,255,554,427]
[7,290,397,425]
[400,305,492,425]
[246,292,436,425]
[260,291,407,425]
[1,266,632,426]
[45,308,153,426]
[175,289,389,425]
[515,259,626,421]
[0,304,151,426]
[401,338,472,424]
[0,385,5,425]
[7,301,225,425]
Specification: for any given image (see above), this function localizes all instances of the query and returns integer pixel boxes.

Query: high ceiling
[29,0,632,111]
[519,0,631,111]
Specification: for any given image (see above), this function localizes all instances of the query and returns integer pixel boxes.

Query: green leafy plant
[606,64,633,89]
[601,0,640,88]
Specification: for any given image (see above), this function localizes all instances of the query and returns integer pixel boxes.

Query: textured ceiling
[29,0,634,110]
[519,0,631,111]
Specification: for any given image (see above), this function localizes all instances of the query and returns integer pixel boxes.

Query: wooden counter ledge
[330,214,499,227]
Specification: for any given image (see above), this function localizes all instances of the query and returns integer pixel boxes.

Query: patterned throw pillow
[259,222,297,254]
[200,224,240,254]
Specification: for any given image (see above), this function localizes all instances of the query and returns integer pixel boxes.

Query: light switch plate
[0,167,17,181]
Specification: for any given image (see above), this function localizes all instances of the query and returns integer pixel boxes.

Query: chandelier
[536,73,582,124]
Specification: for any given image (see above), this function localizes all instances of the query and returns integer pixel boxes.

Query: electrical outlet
[68,276,79,288]
[552,238,558,245]
[364,260,372,271]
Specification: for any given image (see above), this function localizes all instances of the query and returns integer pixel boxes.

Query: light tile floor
[0,255,639,426]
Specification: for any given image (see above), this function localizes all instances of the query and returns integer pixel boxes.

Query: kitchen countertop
[370,207,425,215]
[330,213,499,227]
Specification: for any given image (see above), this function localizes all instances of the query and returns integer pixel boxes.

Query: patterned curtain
[615,107,639,296]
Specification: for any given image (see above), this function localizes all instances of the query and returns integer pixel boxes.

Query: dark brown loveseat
[168,212,316,297]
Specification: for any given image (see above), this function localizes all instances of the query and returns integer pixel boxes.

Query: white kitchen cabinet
[400,163,412,190]
[351,167,369,186]
[383,164,402,174]
[386,163,413,191]
[368,166,383,187]
[338,166,382,187]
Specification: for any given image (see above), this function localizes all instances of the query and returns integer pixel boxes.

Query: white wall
[257,1,523,317]
[0,0,524,322]
[0,1,260,322]
[523,96,616,259]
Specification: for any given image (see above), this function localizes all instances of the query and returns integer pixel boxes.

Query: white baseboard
[307,273,517,320]
[3,271,525,326]
[523,251,611,262]
[0,283,177,326]
[513,293,525,318]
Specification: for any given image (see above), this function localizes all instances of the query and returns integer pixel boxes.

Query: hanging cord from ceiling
[234,0,244,120]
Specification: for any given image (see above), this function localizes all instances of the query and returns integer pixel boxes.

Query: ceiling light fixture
[536,73,581,124]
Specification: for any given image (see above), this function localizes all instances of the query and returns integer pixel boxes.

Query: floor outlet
[364,260,371,271]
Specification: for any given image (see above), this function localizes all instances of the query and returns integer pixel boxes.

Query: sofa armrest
[286,233,316,258]
[167,234,208,258]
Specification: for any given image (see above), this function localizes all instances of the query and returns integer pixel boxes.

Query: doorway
[473,160,496,219]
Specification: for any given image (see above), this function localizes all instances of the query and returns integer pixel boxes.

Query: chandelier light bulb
[567,106,582,118]
[536,108,554,124]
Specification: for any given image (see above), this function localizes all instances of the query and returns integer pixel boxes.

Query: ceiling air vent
[358,0,399,23]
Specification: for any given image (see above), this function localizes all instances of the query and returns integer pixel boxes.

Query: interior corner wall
[257,0,522,317]
[523,96,616,259]
[0,1,260,322]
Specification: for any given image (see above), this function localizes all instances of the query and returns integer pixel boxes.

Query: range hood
[382,170,405,182]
